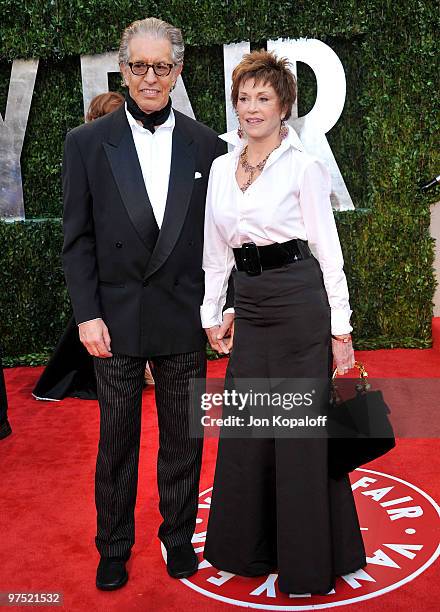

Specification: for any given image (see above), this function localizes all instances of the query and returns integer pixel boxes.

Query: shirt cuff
[200,303,223,328]
[331,309,353,336]
[78,317,102,327]
[223,308,235,315]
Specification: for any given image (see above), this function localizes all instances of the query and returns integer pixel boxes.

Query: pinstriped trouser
[93,351,206,557]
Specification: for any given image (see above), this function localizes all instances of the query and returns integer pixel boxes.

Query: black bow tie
[125,91,172,133]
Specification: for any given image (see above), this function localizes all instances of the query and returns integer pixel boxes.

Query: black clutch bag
[327,362,396,479]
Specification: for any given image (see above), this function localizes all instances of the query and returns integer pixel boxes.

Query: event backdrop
[0,1,438,363]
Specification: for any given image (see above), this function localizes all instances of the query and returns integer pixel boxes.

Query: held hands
[206,313,235,355]
[78,319,112,358]
[331,334,355,375]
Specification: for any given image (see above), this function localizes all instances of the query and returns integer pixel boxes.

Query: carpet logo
[163,469,440,609]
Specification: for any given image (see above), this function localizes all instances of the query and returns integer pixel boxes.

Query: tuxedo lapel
[103,107,159,253]
[144,121,196,279]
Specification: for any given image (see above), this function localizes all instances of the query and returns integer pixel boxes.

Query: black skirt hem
[203,554,277,578]
[333,555,367,578]
[203,554,368,596]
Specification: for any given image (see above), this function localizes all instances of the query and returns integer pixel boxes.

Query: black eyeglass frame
[127,62,175,77]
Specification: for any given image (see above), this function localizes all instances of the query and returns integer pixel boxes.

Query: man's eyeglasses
[128,62,175,77]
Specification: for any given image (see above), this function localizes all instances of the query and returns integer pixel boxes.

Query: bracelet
[331,334,351,343]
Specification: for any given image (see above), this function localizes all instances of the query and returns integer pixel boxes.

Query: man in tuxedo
[62,17,230,590]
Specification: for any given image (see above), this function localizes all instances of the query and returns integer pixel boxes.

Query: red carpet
[1,321,439,611]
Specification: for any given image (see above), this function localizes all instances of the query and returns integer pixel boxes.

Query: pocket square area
[194,171,202,179]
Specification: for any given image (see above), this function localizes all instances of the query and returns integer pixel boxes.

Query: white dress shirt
[200,126,353,335]
[125,103,174,228]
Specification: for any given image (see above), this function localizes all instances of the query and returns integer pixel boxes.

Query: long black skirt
[203,257,366,594]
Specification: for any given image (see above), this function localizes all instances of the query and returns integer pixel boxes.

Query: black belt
[233,239,312,276]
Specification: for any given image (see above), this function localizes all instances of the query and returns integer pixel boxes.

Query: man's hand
[206,313,235,355]
[78,319,112,358]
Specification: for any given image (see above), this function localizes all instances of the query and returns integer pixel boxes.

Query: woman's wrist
[331,333,352,343]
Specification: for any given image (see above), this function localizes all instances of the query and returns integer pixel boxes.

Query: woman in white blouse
[201,51,366,595]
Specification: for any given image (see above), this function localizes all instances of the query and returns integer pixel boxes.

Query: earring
[237,122,244,139]
[280,119,289,140]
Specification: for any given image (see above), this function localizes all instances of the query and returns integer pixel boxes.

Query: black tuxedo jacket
[62,105,227,357]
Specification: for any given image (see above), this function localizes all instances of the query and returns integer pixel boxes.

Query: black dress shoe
[96,552,130,591]
[166,543,198,579]
[0,419,12,440]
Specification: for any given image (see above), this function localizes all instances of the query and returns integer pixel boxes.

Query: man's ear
[174,63,183,79]
[119,63,129,86]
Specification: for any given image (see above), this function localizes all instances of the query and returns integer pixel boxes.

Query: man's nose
[143,67,158,84]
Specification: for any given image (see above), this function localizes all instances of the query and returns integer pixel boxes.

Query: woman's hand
[206,313,235,354]
[331,334,355,375]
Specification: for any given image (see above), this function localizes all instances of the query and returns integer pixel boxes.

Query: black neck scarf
[125,91,172,133]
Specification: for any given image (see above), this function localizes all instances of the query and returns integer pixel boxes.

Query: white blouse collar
[219,124,304,156]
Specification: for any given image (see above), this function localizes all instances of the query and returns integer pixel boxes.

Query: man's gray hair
[118,17,184,65]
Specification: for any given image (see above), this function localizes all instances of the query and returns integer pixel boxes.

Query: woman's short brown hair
[231,50,297,120]
[86,91,124,122]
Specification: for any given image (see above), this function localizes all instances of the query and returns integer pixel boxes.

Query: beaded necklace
[238,142,281,192]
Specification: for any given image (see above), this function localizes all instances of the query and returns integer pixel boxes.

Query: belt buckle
[242,242,262,276]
